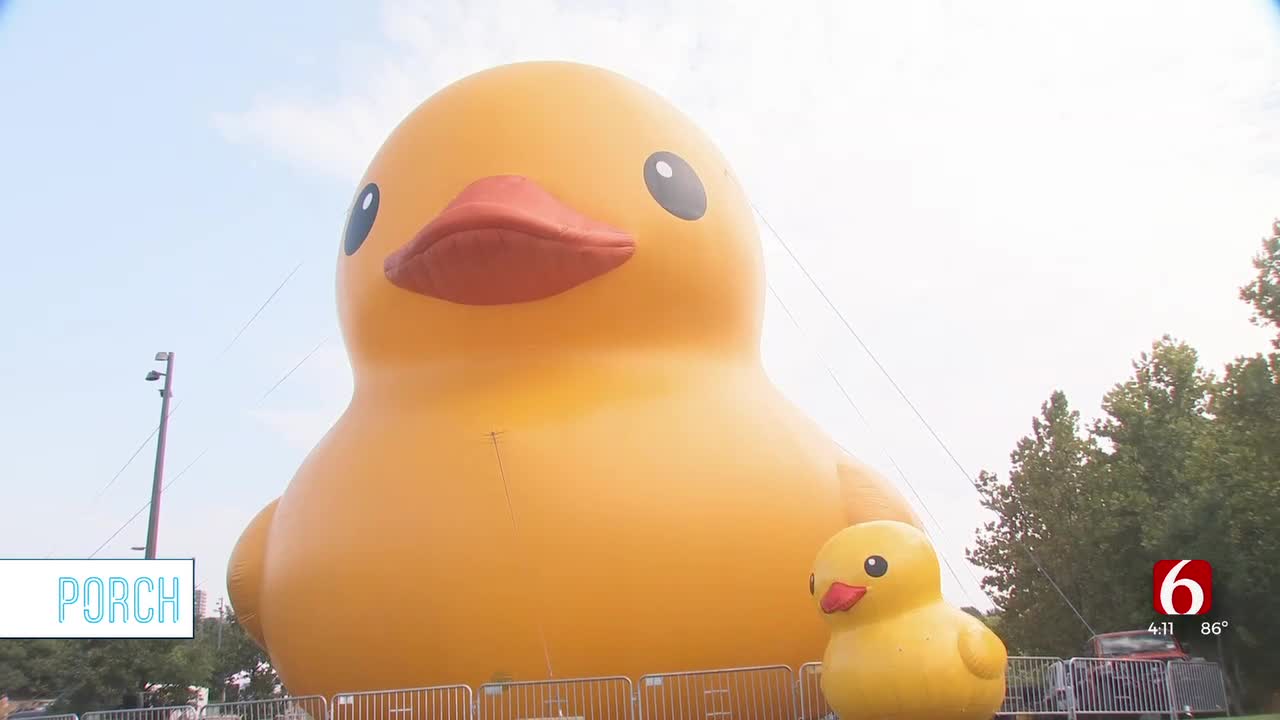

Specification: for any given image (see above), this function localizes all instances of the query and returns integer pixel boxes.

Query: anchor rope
[751,198,1096,634]
[766,280,988,608]
[489,431,557,679]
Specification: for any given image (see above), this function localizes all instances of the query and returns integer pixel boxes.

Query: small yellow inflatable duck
[228,61,923,698]
[811,520,1007,720]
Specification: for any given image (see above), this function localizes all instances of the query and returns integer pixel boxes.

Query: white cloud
[215,0,1280,610]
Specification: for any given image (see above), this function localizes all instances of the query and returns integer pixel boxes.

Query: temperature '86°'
[1201,621,1229,635]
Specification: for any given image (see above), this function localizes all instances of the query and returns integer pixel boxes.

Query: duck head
[335,62,764,373]
[809,520,943,627]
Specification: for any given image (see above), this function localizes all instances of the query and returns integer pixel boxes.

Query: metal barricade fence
[1066,657,1170,717]
[83,707,198,720]
[997,656,1069,716]
[84,707,199,720]
[794,663,831,720]
[636,666,794,720]
[201,696,328,720]
[330,686,473,720]
[70,655,1238,720]
[1166,660,1229,716]
[476,676,634,720]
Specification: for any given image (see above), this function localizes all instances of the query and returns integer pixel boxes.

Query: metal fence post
[1066,658,1076,720]
[1219,662,1232,717]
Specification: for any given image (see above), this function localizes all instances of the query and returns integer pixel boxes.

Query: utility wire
[86,337,330,558]
[88,448,210,559]
[258,338,328,401]
[752,202,1095,634]
[83,262,306,503]
[766,281,990,608]
[88,399,190,504]
[90,425,163,502]
[221,262,304,356]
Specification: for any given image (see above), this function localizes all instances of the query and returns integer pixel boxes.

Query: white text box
[0,559,196,638]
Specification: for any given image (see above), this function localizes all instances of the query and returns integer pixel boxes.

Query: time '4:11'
[1149,622,1174,636]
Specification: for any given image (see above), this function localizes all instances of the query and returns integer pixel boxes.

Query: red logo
[1153,560,1213,615]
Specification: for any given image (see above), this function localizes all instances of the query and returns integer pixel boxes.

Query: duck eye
[864,555,888,578]
[644,151,706,221]
[808,573,815,595]
[344,183,380,256]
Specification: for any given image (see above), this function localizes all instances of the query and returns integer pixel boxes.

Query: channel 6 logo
[1153,559,1213,615]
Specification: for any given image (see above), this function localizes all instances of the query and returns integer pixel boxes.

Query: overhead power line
[83,262,307,504]
[86,337,330,559]
[88,448,209,559]
[221,262,304,355]
[766,282,991,609]
[752,202,1095,634]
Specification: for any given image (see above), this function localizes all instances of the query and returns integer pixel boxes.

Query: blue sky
[3,1,1279,612]
[0,2,372,595]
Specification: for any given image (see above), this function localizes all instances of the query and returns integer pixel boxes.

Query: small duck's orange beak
[384,175,636,305]
[820,582,867,614]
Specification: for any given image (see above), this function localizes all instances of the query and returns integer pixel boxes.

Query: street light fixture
[143,352,174,560]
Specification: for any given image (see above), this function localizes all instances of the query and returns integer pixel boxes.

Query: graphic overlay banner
[0,559,196,638]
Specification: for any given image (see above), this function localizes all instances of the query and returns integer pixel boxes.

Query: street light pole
[217,598,226,702]
[144,352,174,560]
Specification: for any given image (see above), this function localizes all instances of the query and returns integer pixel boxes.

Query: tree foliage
[0,612,279,714]
[1240,220,1280,346]
[970,221,1280,710]
[200,611,277,703]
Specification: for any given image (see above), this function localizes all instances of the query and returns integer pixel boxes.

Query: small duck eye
[644,151,706,221]
[808,573,815,595]
[344,183,380,256]
[864,555,888,578]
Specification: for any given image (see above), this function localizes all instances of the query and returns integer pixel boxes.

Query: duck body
[811,521,1007,720]
[254,358,895,694]
[821,604,1007,720]
[228,61,924,700]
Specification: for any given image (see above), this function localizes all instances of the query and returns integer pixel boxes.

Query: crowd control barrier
[69,655,1231,720]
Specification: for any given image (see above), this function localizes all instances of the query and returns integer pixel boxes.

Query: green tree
[198,612,279,702]
[1240,220,1280,346]
[968,391,1105,655]
[1196,223,1280,705]
[49,639,211,713]
[0,613,280,714]
[1089,336,1216,630]
[0,640,65,699]
[969,222,1280,711]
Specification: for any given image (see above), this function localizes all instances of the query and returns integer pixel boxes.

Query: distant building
[194,588,208,619]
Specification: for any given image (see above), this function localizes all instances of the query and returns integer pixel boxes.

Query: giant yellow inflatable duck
[811,520,1007,720]
[228,61,923,698]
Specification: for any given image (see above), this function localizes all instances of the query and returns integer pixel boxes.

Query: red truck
[1085,630,1191,662]
[1041,630,1193,718]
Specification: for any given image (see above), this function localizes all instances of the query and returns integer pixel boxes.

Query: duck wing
[226,497,279,650]
[957,617,1008,680]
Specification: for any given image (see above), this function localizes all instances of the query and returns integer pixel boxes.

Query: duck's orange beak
[384,175,636,305]
[820,582,866,613]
